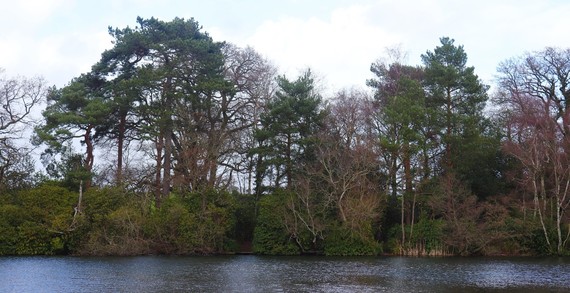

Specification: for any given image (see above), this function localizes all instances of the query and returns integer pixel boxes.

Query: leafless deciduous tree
[497,47,570,254]
[0,69,45,186]
[323,89,382,226]
[428,174,509,255]
[170,44,277,193]
[284,89,383,251]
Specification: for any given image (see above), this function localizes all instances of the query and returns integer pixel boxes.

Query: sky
[2,0,570,96]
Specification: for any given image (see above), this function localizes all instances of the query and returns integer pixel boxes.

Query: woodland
[1,17,570,256]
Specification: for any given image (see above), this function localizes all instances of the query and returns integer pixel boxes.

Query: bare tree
[324,89,381,223]
[284,90,383,251]
[497,47,570,137]
[0,69,45,186]
[169,44,277,193]
[501,94,570,254]
[218,44,277,192]
[497,47,570,254]
[429,174,509,255]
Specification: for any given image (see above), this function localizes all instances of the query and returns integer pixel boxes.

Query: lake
[0,255,568,292]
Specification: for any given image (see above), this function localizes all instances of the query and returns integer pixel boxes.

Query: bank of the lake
[1,255,569,292]
[1,185,566,257]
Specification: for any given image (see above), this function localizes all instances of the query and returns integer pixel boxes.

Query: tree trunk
[155,135,163,205]
[84,125,94,189]
[338,190,347,222]
[401,190,406,247]
[161,76,173,198]
[534,175,552,251]
[207,133,220,189]
[390,152,398,198]
[445,88,453,171]
[410,190,417,243]
[116,112,126,184]
[286,131,292,188]
[403,142,413,246]
[162,128,172,198]
[557,198,562,254]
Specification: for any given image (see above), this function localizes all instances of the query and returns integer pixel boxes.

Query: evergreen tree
[93,17,232,199]
[35,74,110,189]
[421,37,489,174]
[253,69,325,191]
[421,37,504,198]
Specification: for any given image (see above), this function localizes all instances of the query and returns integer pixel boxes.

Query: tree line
[1,17,569,256]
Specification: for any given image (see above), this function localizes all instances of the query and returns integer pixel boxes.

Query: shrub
[72,187,149,255]
[324,225,381,256]
[252,193,300,255]
[146,190,237,254]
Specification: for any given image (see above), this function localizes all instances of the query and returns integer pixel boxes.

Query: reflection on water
[0,255,568,292]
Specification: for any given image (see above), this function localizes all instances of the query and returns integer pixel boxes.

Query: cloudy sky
[2,0,570,94]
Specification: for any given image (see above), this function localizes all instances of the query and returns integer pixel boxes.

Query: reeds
[399,243,453,256]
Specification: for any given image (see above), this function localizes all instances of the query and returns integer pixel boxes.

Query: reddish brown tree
[429,173,510,255]
[497,47,570,253]
[500,94,570,254]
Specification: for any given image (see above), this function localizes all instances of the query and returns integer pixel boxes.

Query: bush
[386,217,447,256]
[146,195,193,254]
[409,218,445,254]
[0,205,20,255]
[145,190,237,254]
[72,187,149,255]
[232,193,257,246]
[324,225,381,256]
[0,184,76,255]
[519,221,559,256]
[252,193,300,255]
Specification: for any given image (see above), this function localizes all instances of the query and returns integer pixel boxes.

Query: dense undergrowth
[0,182,565,256]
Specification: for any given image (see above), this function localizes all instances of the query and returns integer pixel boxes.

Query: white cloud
[0,29,112,86]
[246,4,401,94]
[0,0,70,30]
[3,0,570,93]
[292,0,569,89]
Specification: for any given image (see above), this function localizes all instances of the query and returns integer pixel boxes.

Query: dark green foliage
[252,189,383,256]
[175,190,237,254]
[98,17,234,194]
[252,193,300,255]
[145,195,192,254]
[422,37,490,175]
[407,218,445,254]
[527,228,559,256]
[35,74,110,188]
[324,225,381,256]
[74,188,237,255]
[384,218,445,255]
[44,150,92,191]
[82,187,129,223]
[517,220,561,256]
[232,193,257,247]
[0,204,21,254]
[5,25,570,257]
[73,187,148,255]
[0,183,76,255]
[422,37,488,115]
[253,69,326,190]
[450,129,508,199]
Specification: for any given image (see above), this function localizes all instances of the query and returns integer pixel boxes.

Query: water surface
[0,255,568,292]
